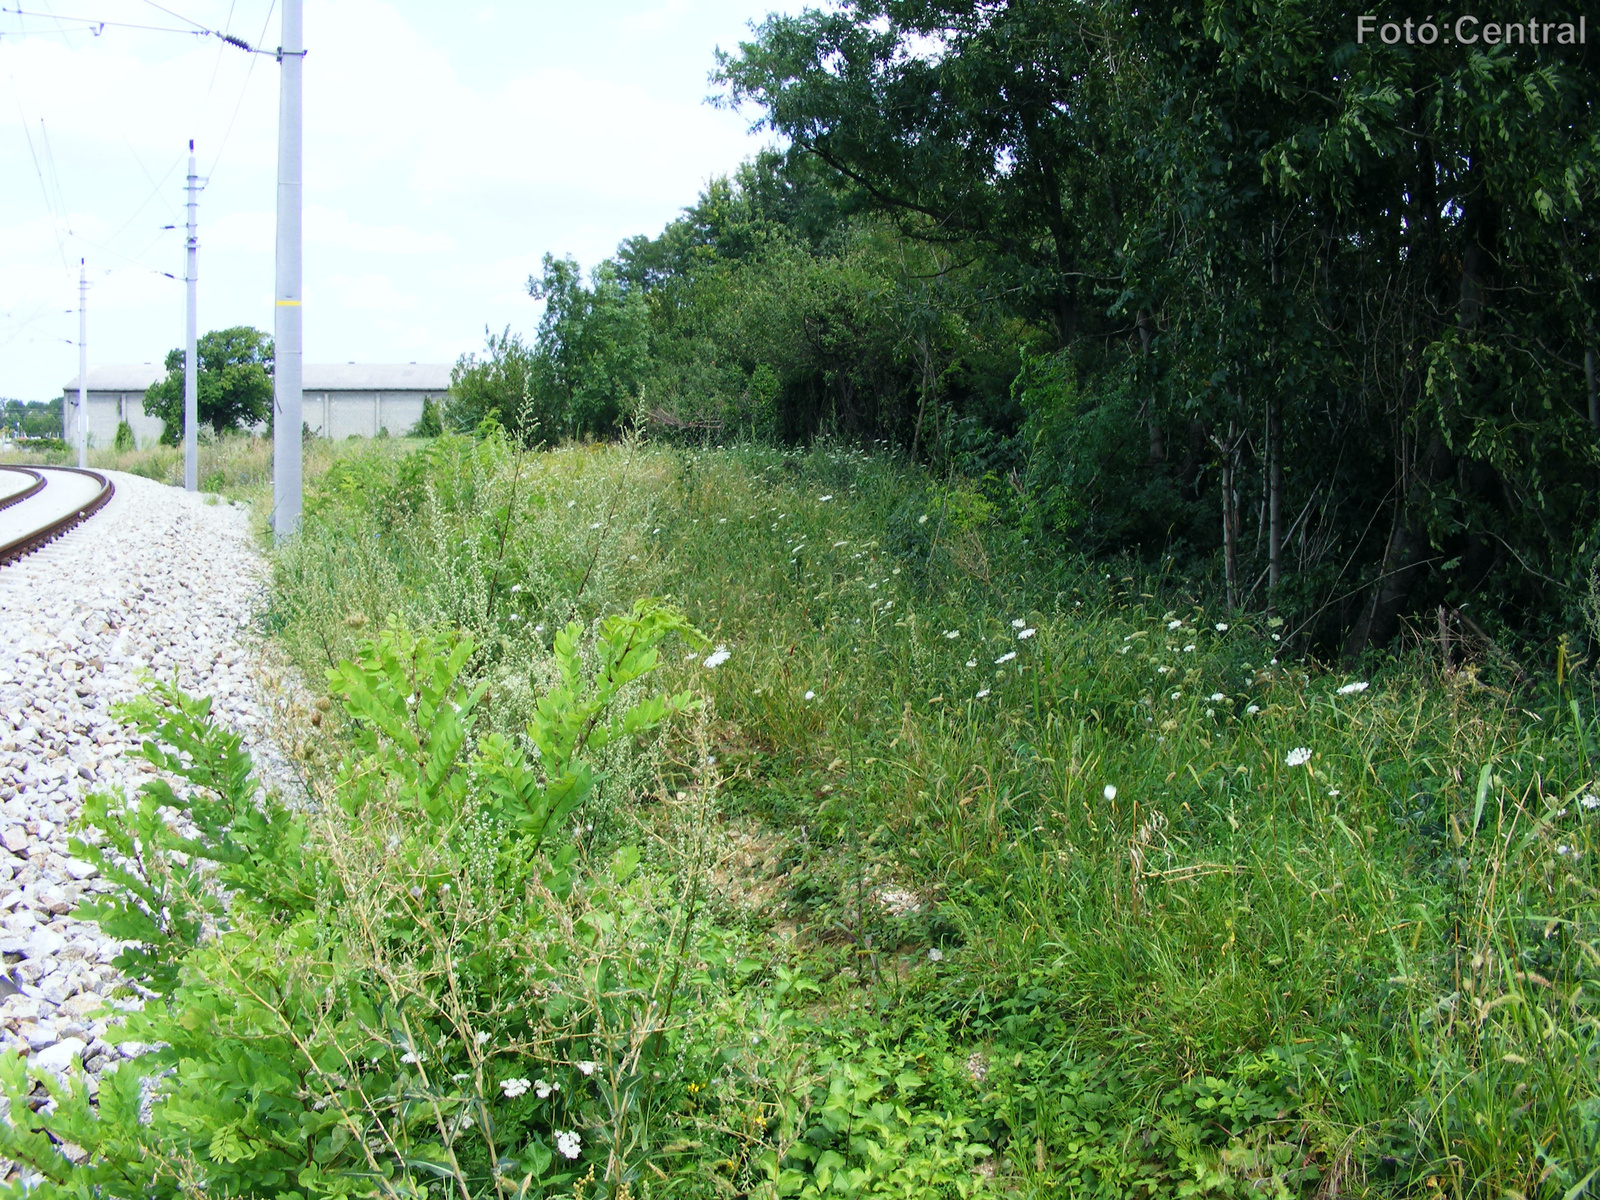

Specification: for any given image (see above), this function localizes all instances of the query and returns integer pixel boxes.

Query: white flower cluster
[1336,680,1369,695]
[1286,747,1312,767]
[702,645,731,669]
[554,1130,582,1159]
[501,1077,531,1098]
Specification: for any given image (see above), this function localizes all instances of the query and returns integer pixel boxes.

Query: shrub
[411,395,444,438]
[2,604,723,1198]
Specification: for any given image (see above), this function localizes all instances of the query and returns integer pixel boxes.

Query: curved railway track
[0,465,115,567]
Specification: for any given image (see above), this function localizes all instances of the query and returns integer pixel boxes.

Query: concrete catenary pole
[184,140,199,492]
[76,260,87,468]
[271,0,304,540]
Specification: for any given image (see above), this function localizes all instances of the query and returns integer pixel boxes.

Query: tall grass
[270,433,1600,1196]
[2,432,340,508]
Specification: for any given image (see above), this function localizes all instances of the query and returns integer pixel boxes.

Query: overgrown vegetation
[445,2,1600,657]
[10,436,1593,1198]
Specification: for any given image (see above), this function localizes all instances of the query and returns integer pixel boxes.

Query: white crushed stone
[0,472,302,1079]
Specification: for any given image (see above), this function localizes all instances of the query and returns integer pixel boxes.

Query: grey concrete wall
[67,390,440,445]
[69,392,166,448]
[306,392,432,439]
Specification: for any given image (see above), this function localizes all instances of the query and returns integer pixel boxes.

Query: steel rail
[0,467,115,568]
[0,467,46,513]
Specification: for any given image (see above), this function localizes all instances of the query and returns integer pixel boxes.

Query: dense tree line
[3,399,63,439]
[452,0,1599,656]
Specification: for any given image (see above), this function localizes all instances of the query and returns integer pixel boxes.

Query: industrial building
[61,362,452,446]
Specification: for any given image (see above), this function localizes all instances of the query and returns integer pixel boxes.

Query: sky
[0,0,790,402]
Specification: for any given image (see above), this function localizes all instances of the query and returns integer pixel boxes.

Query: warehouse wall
[306,392,430,439]
[67,391,438,446]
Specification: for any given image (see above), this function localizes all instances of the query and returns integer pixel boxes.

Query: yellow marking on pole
[275,299,301,306]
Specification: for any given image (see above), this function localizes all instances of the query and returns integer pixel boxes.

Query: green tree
[144,327,274,443]
[447,327,549,444]
[528,254,651,437]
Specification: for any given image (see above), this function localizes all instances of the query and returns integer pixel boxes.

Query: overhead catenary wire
[3,0,287,402]
[206,0,274,178]
[0,6,267,50]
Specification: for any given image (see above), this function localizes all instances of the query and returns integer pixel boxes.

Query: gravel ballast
[0,472,295,1078]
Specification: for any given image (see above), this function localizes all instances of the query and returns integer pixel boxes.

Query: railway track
[0,465,115,567]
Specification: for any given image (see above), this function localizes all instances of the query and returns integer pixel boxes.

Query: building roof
[64,363,454,394]
[60,364,165,393]
[303,363,452,391]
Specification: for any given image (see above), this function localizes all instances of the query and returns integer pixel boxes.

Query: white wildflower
[966,659,978,668]
[554,1130,582,1159]
[1170,692,1181,700]
[475,1031,491,1046]
[1209,693,1225,701]
[1215,622,1229,631]
[1018,628,1036,640]
[1581,793,1600,810]
[1246,704,1260,714]
[510,613,521,622]
[399,1051,423,1064]
[1103,784,1117,801]
[995,651,1017,664]
[589,521,601,530]
[1167,619,1183,630]
[1337,681,1369,695]
[501,1078,531,1098]
[1286,747,1312,767]
[702,645,731,669]
[819,494,833,502]
[576,1061,597,1077]
[510,584,522,593]
[927,947,944,962]
[1012,618,1027,629]
[566,500,576,508]
[1183,644,1195,652]
[944,629,961,639]
[804,690,816,700]
[833,540,848,547]
[534,1079,558,1099]
[918,513,929,524]
[975,688,991,699]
